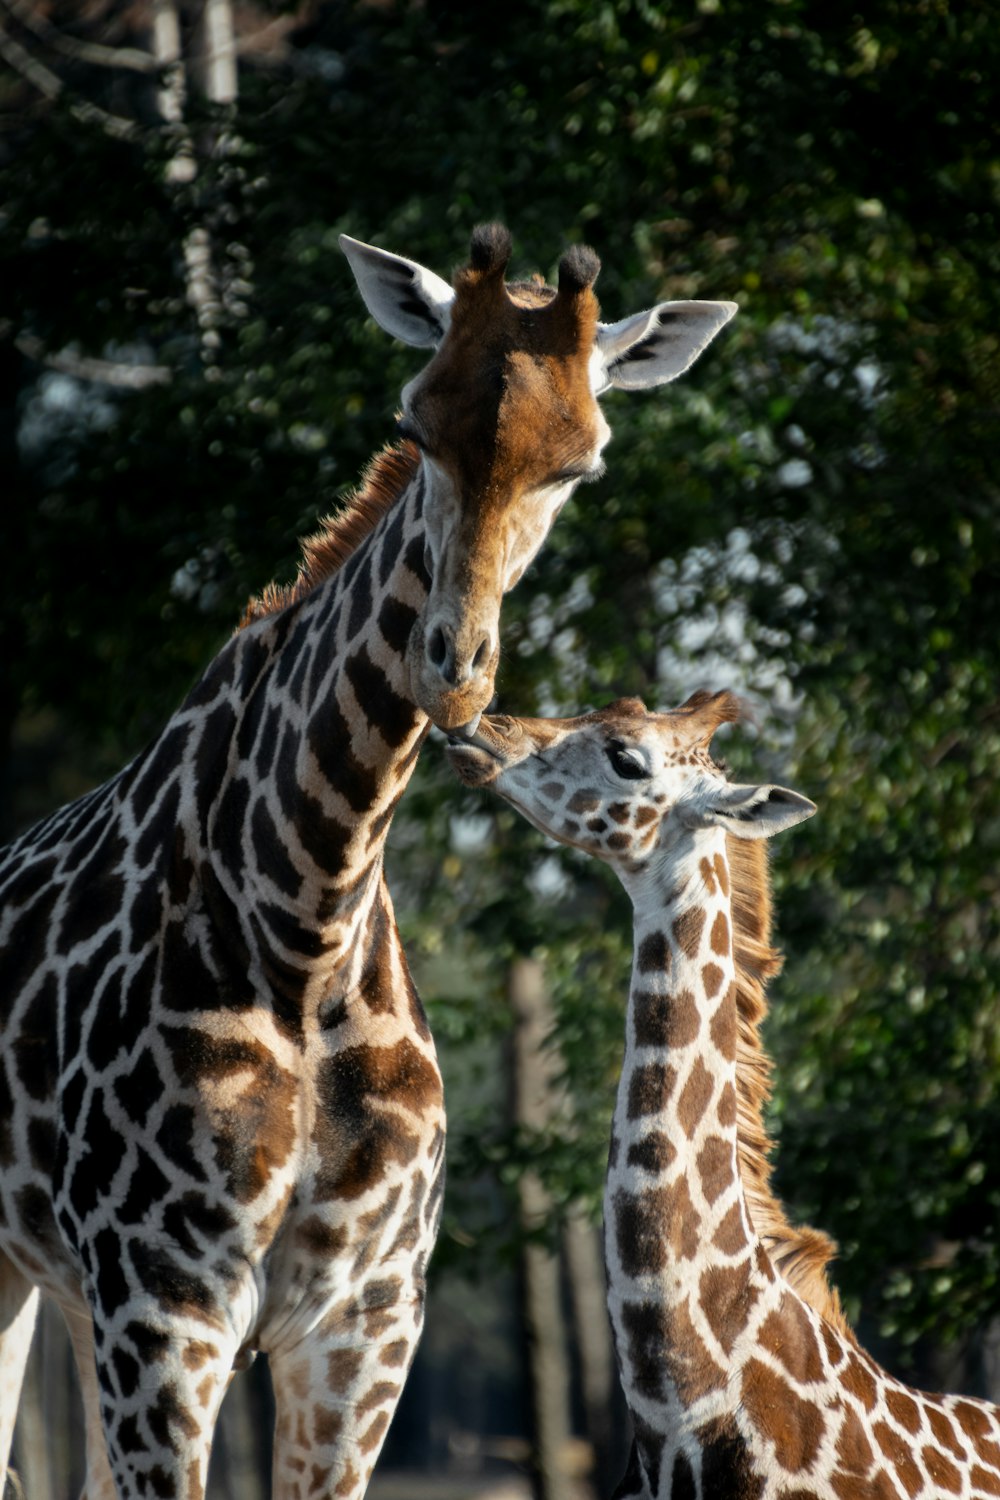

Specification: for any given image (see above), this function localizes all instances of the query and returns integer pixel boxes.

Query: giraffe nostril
[472,635,491,673]
[428,625,448,670]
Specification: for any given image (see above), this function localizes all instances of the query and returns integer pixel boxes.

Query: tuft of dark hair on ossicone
[558,243,601,293]
[469,222,513,275]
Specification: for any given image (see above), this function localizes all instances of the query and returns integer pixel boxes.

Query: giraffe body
[447,696,1000,1500]
[0,229,736,1497]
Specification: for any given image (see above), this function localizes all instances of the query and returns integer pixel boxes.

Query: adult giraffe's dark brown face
[341,226,739,731]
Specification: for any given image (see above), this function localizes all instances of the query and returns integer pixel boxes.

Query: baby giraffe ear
[699,783,817,839]
[594,300,737,392]
[340,235,455,348]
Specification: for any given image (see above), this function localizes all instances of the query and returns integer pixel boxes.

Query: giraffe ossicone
[0,228,735,1500]
[448,694,1000,1500]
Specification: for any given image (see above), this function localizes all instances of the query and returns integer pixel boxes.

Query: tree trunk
[563,1213,622,1496]
[151,0,239,364]
[508,957,579,1500]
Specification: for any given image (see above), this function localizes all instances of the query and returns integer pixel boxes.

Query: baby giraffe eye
[607,744,647,781]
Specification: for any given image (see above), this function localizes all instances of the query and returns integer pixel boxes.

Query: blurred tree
[1,4,999,1491]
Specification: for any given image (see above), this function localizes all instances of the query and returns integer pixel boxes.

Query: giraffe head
[447,690,815,869]
[341,227,737,730]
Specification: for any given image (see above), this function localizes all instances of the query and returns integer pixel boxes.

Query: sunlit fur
[726,834,851,1336]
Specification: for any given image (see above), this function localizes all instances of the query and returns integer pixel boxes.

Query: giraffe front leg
[84,1302,244,1500]
[268,1280,427,1500]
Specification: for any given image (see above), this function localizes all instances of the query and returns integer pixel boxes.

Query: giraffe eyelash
[607,743,648,780]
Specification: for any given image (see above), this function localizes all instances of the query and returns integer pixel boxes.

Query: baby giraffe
[447,691,1000,1500]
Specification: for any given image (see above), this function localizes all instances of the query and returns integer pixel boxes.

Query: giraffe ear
[594,300,737,392]
[698,783,817,839]
[340,235,455,348]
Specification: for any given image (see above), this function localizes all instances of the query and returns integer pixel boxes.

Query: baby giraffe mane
[239,441,420,628]
[726,833,853,1337]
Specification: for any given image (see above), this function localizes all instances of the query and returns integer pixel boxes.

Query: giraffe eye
[608,745,647,780]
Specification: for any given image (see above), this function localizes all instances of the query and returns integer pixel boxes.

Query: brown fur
[727,833,852,1336]
[239,443,421,629]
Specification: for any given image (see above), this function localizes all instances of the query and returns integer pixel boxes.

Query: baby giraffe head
[446,690,816,876]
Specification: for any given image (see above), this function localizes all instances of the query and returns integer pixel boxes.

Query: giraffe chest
[3,954,445,1355]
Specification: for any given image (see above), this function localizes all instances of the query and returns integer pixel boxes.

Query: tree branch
[15,334,172,389]
[0,0,159,74]
[0,18,138,139]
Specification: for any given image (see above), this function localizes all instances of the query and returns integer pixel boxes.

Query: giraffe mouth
[444,737,502,786]
[444,714,521,785]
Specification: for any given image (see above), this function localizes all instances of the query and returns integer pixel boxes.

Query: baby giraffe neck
[606,827,768,1493]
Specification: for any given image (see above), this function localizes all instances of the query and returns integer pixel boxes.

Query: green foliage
[3,0,999,1372]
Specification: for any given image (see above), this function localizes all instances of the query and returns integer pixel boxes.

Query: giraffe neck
[133,464,433,1023]
[606,828,768,1491]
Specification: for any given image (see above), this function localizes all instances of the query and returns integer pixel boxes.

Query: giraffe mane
[727,834,854,1338]
[238,442,421,629]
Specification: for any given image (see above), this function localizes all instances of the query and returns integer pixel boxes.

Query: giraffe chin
[444,715,525,786]
[444,738,503,787]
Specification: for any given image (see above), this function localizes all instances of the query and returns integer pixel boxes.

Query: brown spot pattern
[696,1134,732,1204]
[821,1321,847,1369]
[326,1348,363,1392]
[627,1061,677,1119]
[677,1057,714,1137]
[741,1357,824,1472]
[872,1421,923,1496]
[712,1202,747,1254]
[567,789,600,814]
[922,1443,961,1492]
[615,1178,700,1274]
[657,1301,727,1402]
[314,1407,343,1446]
[626,1132,676,1174]
[885,1387,921,1434]
[955,1400,993,1442]
[182,1341,219,1372]
[835,1402,875,1474]
[632,990,671,1047]
[758,1301,824,1385]
[926,1405,966,1460]
[709,989,737,1060]
[702,961,725,998]
[700,1261,758,1355]
[673,907,706,959]
[381,1339,410,1367]
[710,909,730,956]
[843,1352,879,1412]
[664,988,700,1049]
[716,1080,737,1127]
[637,930,670,976]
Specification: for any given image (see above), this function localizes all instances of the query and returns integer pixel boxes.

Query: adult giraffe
[0,227,736,1499]
[448,694,1000,1500]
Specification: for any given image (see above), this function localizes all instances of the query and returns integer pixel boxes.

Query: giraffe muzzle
[407,614,500,730]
